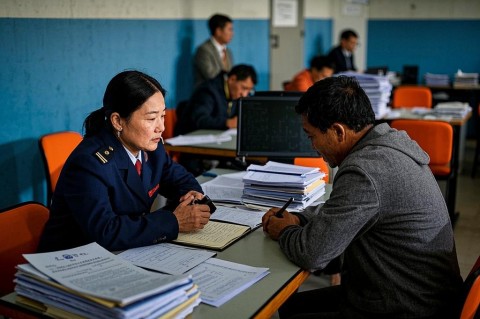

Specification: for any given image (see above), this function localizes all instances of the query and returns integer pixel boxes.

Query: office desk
[0,176,332,319]
[164,129,237,158]
[0,229,310,319]
[382,108,472,224]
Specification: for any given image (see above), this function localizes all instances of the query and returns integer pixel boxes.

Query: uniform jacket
[327,45,356,73]
[279,123,463,317]
[194,39,233,87]
[38,129,202,252]
[285,69,314,92]
[175,72,236,136]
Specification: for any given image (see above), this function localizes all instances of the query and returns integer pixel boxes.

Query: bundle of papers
[433,102,472,118]
[14,243,200,319]
[454,70,479,87]
[425,73,449,86]
[185,258,269,307]
[201,171,246,205]
[336,72,392,119]
[242,161,326,211]
[164,129,236,146]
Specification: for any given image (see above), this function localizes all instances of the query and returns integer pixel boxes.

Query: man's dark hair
[340,29,358,41]
[208,14,232,35]
[228,64,257,85]
[310,55,335,72]
[295,76,374,132]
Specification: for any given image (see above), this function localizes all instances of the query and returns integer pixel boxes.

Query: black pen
[275,197,294,218]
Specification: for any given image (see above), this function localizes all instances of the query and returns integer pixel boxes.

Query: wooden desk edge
[252,270,310,319]
[0,293,49,319]
[165,145,237,157]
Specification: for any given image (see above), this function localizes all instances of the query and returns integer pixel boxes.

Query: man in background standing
[327,29,358,73]
[194,13,234,87]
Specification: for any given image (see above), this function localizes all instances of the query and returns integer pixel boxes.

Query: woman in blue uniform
[38,70,211,252]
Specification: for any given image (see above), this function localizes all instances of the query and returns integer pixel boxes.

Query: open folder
[173,221,252,251]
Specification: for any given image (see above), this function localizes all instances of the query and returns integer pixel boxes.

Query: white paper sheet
[117,243,216,275]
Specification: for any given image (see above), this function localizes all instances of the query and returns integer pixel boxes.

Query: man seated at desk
[174,64,257,136]
[284,55,334,92]
[262,76,463,318]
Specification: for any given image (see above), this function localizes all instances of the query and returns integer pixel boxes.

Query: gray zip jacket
[279,123,463,317]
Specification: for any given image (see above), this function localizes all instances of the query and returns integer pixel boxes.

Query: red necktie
[135,159,142,176]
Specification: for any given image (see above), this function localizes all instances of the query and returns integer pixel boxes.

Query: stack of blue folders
[336,72,392,119]
[241,161,326,212]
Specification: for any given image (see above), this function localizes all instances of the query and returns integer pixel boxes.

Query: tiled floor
[272,139,480,318]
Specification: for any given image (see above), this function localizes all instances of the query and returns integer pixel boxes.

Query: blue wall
[304,18,333,67]
[367,20,480,83]
[0,17,271,208]
[3,16,478,209]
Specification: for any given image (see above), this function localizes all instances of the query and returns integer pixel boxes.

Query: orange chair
[39,131,83,205]
[163,108,177,140]
[0,202,49,296]
[460,255,480,319]
[392,86,432,108]
[390,120,455,220]
[294,157,330,183]
[163,108,180,162]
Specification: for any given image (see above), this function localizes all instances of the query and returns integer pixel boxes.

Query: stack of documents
[454,70,479,87]
[425,73,449,86]
[337,72,392,119]
[433,102,472,119]
[201,171,246,205]
[14,243,200,319]
[241,161,326,212]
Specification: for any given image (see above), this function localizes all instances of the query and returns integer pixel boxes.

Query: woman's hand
[174,194,211,232]
[179,191,204,204]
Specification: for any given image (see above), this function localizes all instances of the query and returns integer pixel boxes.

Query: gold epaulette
[94,146,114,164]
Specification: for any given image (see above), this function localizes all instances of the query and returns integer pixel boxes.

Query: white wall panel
[369,0,480,19]
[0,0,269,19]
[304,0,331,18]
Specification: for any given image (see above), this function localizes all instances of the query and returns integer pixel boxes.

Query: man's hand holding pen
[262,198,300,240]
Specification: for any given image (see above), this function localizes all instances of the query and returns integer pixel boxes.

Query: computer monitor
[237,95,317,158]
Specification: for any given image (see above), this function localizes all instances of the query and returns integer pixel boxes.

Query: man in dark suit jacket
[175,64,256,175]
[327,29,359,73]
[175,64,257,136]
[194,14,234,87]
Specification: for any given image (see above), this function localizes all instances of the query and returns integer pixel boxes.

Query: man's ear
[331,123,346,143]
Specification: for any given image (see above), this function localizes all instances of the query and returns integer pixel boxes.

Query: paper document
[174,221,250,251]
[210,206,264,229]
[22,242,191,306]
[165,132,232,146]
[243,170,324,187]
[247,161,319,176]
[186,258,269,307]
[201,171,246,204]
[118,243,216,275]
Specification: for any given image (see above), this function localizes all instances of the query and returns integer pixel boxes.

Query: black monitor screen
[237,96,317,158]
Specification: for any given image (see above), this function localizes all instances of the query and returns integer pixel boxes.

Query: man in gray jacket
[262,76,463,318]
[193,13,234,87]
